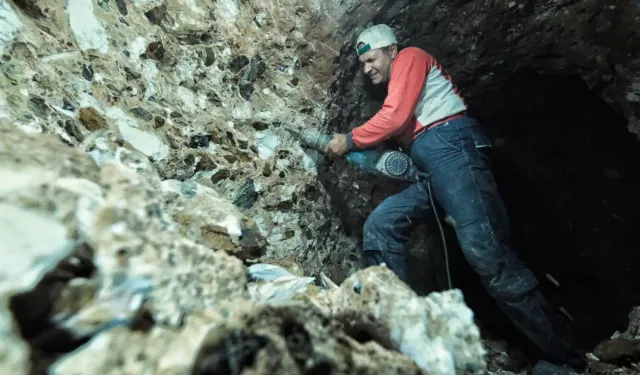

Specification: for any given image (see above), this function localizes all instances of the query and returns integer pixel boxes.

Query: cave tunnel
[457,68,640,350]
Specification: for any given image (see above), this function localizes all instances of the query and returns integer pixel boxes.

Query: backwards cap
[356,24,398,56]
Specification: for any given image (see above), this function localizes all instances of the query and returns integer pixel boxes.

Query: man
[324,24,588,375]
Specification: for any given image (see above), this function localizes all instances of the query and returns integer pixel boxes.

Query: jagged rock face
[0,0,384,282]
[0,122,253,367]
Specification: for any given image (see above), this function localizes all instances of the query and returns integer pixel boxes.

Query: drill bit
[283,124,333,151]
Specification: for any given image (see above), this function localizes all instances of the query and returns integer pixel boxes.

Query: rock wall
[0,0,389,281]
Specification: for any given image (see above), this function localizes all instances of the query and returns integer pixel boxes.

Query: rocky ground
[1,0,640,374]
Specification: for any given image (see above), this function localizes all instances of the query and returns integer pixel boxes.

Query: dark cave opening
[454,68,640,351]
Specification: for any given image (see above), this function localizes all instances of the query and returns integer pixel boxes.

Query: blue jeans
[362,116,584,368]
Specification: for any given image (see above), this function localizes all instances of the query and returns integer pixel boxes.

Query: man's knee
[362,182,429,251]
[363,207,398,245]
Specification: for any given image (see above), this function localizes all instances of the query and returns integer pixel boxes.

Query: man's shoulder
[396,47,436,64]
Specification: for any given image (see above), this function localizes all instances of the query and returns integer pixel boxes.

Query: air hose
[421,172,452,290]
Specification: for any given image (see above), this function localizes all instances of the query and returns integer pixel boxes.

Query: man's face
[358,44,397,85]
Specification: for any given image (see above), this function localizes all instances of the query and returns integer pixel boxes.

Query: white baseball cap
[356,24,398,56]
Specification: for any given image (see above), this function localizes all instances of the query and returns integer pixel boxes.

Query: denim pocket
[434,122,463,151]
[433,118,492,150]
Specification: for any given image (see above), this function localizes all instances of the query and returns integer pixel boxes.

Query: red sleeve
[350,48,432,149]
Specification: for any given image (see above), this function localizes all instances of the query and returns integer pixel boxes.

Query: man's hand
[324,134,349,159]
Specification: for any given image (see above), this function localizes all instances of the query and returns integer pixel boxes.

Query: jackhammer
[283,125,421,182]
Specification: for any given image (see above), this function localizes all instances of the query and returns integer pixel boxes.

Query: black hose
[419,172,453,290]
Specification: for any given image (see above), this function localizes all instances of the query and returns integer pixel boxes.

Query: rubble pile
[477,305,640,375]
[586,306,640,375]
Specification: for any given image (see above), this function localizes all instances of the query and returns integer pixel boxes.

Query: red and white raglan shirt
[346,47,468,150]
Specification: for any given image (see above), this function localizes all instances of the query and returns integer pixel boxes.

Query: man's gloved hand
[324,134,349,159]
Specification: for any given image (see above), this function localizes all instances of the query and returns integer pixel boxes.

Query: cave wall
[0,0,393,281]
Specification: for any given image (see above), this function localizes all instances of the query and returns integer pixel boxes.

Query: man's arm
[347,49,430,150]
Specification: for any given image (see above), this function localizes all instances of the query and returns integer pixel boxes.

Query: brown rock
[78,107,108,131]
[195,154,216,172]
[594,338,640,363]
